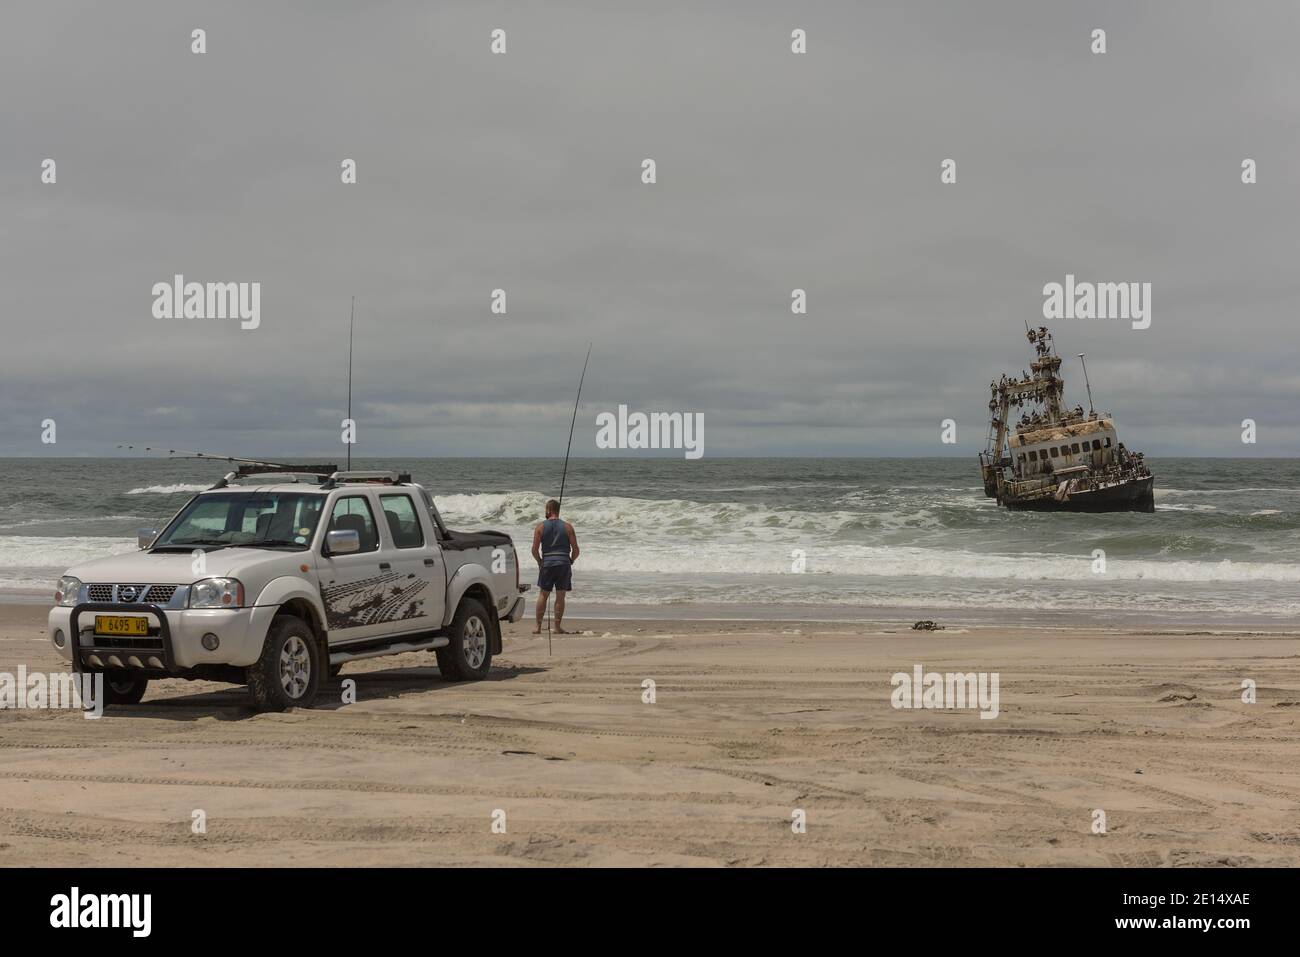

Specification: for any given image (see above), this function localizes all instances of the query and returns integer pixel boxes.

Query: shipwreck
[978,326,1154,512]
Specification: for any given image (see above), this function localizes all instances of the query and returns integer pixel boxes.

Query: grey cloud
[2,0,1297,458]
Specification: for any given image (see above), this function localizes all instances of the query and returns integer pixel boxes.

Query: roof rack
[236,463,338,477]
[209,463,339,489]
[320,470,412,490]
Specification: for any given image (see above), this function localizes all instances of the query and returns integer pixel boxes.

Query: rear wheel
[246,615,321,712]
[101,670,148,705]
[437,599,493,681]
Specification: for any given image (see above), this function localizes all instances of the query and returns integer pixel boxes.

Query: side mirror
[325,529,360,555]
[137,528,158,550]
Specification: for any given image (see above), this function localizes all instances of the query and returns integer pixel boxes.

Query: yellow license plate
[94,615,149,637]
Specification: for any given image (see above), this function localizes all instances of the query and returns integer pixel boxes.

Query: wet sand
[1,603,1297,866]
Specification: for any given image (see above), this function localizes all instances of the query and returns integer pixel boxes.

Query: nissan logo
[118,586,139,602]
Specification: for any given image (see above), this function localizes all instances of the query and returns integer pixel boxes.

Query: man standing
[532,498,579,634]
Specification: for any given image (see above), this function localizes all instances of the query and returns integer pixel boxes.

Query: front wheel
[101,670,148,705]
[436,599,493,681]
[246,615,321,712]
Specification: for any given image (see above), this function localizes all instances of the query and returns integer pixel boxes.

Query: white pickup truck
[47,469,529,711]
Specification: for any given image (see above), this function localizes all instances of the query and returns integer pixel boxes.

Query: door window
[379,494,424,549]
[327,496,379,553]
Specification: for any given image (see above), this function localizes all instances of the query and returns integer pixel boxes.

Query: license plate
[94,615,148,637]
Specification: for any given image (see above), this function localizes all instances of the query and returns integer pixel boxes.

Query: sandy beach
[0,602,1296,867]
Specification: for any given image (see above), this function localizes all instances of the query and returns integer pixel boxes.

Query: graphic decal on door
[319,570,428,631]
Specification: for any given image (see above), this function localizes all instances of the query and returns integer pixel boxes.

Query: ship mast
[1030,326,1065,423]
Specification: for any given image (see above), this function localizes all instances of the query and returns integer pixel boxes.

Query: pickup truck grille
[86,584,179,604]
[91,635,165,650]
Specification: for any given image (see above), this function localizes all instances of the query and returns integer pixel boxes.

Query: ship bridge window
[1028,450,1038,462]
[1059,445,1070,456]
[1071,442,1081,453]
[1049,447,1059,458]
[1092,439,1101,451]
[1104,437,1112,448]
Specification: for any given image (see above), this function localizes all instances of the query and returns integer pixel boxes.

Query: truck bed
[441,528,512,550]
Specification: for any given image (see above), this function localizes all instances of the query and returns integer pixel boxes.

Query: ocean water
[2,457,1299,624]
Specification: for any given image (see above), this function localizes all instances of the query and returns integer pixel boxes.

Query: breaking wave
[124,483,209,495]
[435,490,1300,584]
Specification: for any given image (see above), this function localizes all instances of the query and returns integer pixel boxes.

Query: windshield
[154,491,326,550]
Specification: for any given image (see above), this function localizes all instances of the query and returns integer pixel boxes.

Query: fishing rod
[115,445,297,468]
[547,343,592,654]
[115,445,340,483]
[558,343,592,510]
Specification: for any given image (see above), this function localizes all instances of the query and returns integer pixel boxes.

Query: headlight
[54,576,82,606]
[189,577,244,609]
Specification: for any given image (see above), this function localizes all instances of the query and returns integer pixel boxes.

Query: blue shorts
[537,563,573,592]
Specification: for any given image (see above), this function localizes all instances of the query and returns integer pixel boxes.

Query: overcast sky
[3,0,1298,458]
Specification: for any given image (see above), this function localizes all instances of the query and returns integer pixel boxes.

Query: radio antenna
[1077,353,1095,417]
[346,297,355,470]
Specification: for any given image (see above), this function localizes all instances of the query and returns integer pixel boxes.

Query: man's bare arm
[531,523,543,564]
[566,523,579,563]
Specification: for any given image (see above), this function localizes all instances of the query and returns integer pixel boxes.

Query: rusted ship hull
[1002,475,1155,513]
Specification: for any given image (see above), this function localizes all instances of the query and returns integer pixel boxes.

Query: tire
[246,615,322,712]
[437,599,493,681]
[101,670,148,705]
